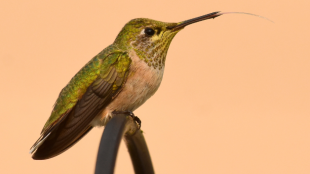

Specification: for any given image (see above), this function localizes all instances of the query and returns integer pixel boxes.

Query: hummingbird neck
[130,33,177,70]
[131,47,166,70]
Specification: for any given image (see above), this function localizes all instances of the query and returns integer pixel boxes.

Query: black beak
[167,11,222,30]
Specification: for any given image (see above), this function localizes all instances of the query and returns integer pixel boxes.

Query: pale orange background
[0,0,309,173]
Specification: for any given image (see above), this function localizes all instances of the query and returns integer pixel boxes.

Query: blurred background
[0,0,309,173]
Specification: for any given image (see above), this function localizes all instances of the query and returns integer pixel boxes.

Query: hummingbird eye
[144,28,155,36]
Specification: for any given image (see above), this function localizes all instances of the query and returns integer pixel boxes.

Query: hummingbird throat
[131,30,178,70]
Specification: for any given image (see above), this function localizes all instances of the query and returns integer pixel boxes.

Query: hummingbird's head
[114,12,222,69]
[114,18,179,69]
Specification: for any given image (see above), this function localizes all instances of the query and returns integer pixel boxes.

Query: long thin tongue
[219,12,274,23]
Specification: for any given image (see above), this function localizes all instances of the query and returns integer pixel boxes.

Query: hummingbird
[30,11,225,160]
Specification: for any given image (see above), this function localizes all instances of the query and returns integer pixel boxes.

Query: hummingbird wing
[30,46,132,159]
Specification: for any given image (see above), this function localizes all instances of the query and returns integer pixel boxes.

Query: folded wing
[30,51,131,159]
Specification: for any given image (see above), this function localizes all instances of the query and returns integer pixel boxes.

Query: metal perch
[95,113,154,174]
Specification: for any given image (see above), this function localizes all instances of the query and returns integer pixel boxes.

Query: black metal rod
[124,130,155,174]
[94,113,154,174]
[95,114,127,174]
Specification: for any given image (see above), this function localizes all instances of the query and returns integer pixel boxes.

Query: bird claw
[112,111,141,129]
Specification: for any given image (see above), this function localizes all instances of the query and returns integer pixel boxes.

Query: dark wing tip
[32,126,93,160]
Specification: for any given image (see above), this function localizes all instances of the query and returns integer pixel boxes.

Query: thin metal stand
[95,114,154,174]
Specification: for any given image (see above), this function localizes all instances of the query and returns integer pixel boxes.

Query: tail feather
[30,105,95,160]
[29,132,51,154]
[31,125,93,160]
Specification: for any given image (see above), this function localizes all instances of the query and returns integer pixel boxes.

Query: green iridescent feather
[41,45,131,133]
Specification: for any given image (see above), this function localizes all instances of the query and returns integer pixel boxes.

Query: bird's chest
[93,50,165,126]
[107,50,165,111]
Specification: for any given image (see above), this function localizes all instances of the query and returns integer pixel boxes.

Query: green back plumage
[41,45,131,133]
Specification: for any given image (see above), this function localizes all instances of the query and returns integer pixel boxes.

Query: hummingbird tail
[29,132,51,154]
[30,99,97,160]
[31,124,93,160]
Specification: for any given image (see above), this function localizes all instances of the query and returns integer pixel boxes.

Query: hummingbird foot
[112,111,141,129]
